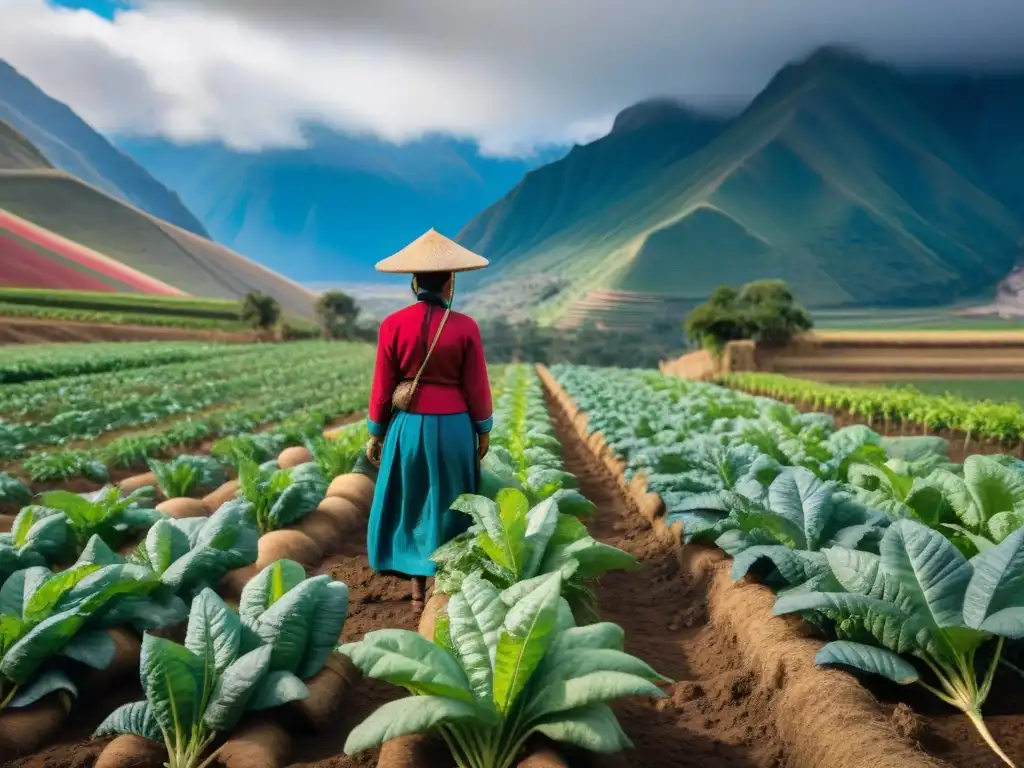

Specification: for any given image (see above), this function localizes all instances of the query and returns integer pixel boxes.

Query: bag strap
[409,305,451,392]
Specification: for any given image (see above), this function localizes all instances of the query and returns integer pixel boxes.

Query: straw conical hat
[375,229,489,274]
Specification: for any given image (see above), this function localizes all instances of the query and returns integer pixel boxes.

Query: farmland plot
[551,364,1024,768]
[0,341,374,485]
[12,359,1022,768]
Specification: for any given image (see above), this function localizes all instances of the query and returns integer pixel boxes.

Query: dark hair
[413,272,453,294]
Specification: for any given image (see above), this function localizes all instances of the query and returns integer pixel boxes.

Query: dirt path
[288,525,420,768]
[549,398,785,768]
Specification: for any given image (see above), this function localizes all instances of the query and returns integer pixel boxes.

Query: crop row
[18,368,373,483]
[719,371,1024,446]
[0,365,669,768]
[0,342,375,460]
[552,364,1024,766]
[342,363,655,768]
[0,419,380,764]
[0,300,250,331]
[0,341,253,384]
[0,346,281,421]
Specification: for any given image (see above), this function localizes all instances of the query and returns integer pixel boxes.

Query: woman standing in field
[364,229,493,615]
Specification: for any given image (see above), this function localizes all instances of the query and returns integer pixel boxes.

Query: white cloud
[1,0,1022,155]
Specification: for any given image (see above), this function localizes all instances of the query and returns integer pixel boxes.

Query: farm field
[0,288,321,337]
[2,354,1024,768]
[0,340,374,486]
[852,379,1024,405]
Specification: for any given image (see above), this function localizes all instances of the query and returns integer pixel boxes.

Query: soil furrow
[287,526,420,768]
[548,395,784,768]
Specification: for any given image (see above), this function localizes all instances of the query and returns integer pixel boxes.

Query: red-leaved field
[0,209,185,295]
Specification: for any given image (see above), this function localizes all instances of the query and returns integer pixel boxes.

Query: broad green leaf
[59,629,116,669]
[550,489,596,517]
[767,468,833,549]
[493,572,561,713]
[238,560,307,624]
[203,645,273,730]
[9,669,77,708]
[24,565,101,622]
[93,700,162,741]
[77,535,125,566]
[339,629,473,701]
[0,608,88,683]
[772,591,925,655]
[815,641,920,684]
[246,577,318,673]
[964,527,1024,637]
[731,546,827,586]
[880,520,970,628]
[546,623,625,656]
[531,703,633,753]
[446,573,505,701]
[525,670,665,720]
[139,634,205,736]
[184,589,241,677]
[297,580,349,679]
[478,489,528,579]
[344,696,490,755]
[562,538,640,580]
[246,670,309,710]
[522,498,560,579]
[145,520,191,575]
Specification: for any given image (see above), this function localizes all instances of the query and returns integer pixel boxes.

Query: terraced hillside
[458,48,1024,327]
[0,122,316,317]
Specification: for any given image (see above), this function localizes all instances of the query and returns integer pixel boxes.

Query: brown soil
[865,669,1024,768]
[286,529,421,768]
[7,672,142,767]
[548,397,783,768]
[0,317,258,346]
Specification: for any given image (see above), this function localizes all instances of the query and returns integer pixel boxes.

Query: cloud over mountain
[0,0,1022,155]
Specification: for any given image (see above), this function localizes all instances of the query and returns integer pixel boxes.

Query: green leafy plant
[93,589,307,768]
[238,559,349,679]
[304,428,368,480]
[211,434,284,471]
[0,561,160,711]
[22,450,109,483]
[148,455,226,499]
[0,472,31,505]
[669,467,892,591]
[77,501,260,627]
[235,459,328,535]
[432,488,635,622]
[773,519,1024,766]
[342,571,667,768]
[37,485,161,554]
[0,506,71,582]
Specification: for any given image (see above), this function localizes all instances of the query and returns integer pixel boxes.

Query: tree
[683,279,812,355]
[315,290,360,340]
[240,292,281,332]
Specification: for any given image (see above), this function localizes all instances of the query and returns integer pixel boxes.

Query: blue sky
[50,0,129,19]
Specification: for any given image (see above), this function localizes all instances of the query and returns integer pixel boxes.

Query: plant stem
[966,709,1016,768]
[0,683,19,711]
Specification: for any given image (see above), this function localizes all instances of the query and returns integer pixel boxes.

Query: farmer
[364,228,493,615]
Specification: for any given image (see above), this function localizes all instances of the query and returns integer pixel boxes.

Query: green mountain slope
[458,49,1024,328]
[0,161,316,317]
[0,60,208,236]
[0,120,51,170]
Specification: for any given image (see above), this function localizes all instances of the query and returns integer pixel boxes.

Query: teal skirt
[367,411,477,577]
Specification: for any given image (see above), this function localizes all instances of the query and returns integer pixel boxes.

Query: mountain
[0,121,317,317]
[0,60,208,236]
[117,129,557,283]
[457,48,1024,329]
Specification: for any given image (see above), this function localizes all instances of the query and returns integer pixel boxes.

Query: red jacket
[367,295,493,438]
